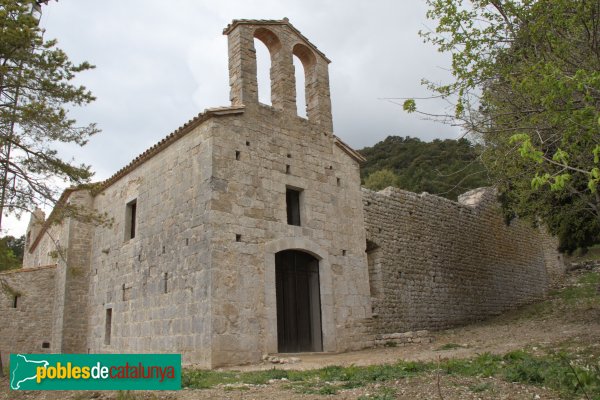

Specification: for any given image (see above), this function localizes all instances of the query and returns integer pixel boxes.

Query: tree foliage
[363,168,400,192]
[0,235,23,270]
[0,0,98,230]
[359,136,489,200]
[409,0,600,252]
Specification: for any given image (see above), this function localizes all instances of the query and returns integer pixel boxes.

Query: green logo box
[10,353,181,390]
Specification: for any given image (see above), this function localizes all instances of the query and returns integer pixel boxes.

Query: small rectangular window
[12,295,20,308]
[125,199,137,240]
[286,188,302,226]
[104,308,112,345]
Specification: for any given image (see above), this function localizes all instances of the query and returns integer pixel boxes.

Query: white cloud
[4,0,461,236]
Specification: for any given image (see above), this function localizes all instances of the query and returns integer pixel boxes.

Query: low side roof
[28,106,245,253]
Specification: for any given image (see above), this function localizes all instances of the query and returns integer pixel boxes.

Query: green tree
[408,0,600,252]
[0,0,98,231]
[359,136,489,200]
[0,236,20,270]
[364,169,400,191]
[0,234,24,270]
[5,234,24,260]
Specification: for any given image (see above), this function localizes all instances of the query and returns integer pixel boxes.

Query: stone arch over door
[264,237,335,354]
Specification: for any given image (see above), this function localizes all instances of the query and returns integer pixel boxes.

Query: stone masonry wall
[363,187,560,334]
[206,20,372,366]
[86,120,216,367]
[20,191,94,353]
[60,191,94,353]
[0,265,57,366]
[208,106,371,366]
[23,218,67,269]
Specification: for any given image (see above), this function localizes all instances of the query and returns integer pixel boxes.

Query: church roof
[99,106,245,192]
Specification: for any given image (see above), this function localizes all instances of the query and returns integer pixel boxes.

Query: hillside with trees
[358,136,489,201]
[0,235,24,270]
[404,0,600,253]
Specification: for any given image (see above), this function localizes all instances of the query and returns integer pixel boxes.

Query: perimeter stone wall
[363,186,563,334]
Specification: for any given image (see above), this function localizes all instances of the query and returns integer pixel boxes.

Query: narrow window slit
[125,199,137,240]
[104,308,112,345]
[286,188,302,226]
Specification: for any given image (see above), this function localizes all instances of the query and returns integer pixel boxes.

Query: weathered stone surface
[0,265,57,366]
[363,187,564,334]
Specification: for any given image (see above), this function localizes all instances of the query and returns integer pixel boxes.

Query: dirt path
[3,314,596,400]
[223,319,599,373]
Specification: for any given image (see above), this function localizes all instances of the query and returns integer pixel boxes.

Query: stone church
[0,19,564,368]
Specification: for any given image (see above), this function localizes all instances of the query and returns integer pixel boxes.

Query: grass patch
[436,343,465,351]
[223,384,250,391]
[182,368,294,388]
[469,381,493,393]
[568,245,600,262]
[116,391,142,400]
[506,270,599,322]
[183,361,433,393]
[559,271,600,304]
[442,350,600,398]
[183,349,600,398]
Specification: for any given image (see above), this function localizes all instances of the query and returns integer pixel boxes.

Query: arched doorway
[275,250,323,352]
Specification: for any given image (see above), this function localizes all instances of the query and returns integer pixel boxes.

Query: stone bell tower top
[223,18,333,132]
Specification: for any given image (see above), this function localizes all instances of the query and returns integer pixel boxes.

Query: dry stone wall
[363,187,562,334]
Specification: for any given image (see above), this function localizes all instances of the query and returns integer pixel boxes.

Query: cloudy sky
[4,0,460,236]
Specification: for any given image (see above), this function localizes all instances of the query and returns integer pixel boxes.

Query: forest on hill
[358,136,489,201]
